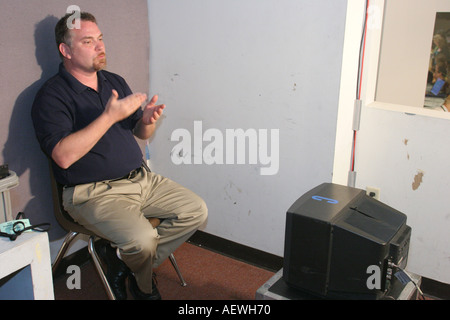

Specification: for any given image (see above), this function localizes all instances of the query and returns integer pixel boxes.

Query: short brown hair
[55,11,97,57]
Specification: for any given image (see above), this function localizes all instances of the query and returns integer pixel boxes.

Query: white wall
[336,0,450,284]
[147,0,348,256]
[148,0,450,285]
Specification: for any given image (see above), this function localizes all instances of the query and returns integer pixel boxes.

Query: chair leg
[169,253,187,287]
[88,236,116,300]
[52,231,79,275]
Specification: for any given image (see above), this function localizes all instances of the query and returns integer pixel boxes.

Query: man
[32,12,207,300]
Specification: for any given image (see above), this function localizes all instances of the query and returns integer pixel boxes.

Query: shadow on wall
[2,15,65,240]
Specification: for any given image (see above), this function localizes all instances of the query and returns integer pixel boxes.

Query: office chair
[50,173,187,300]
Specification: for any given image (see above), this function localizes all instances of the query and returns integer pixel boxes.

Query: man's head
[55,11,107,72]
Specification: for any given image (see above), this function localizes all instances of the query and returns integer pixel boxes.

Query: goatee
[94,53,107,71]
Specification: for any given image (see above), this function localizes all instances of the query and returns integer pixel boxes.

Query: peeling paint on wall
[412,170,424,190]
[403,138,410,160]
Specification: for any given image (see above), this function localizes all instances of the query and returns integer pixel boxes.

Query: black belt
[65,166,143,188]
[120,166,142,180]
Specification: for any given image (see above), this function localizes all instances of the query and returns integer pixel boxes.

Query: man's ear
[59,43,72,60]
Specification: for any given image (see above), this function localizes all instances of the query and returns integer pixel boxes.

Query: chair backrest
[49,162,95,236]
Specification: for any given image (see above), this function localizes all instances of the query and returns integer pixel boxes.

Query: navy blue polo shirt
[32,64,143,186]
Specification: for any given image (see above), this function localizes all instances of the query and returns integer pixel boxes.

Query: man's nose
[95,40,105,51]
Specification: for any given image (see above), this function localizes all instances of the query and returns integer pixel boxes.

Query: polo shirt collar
[58,63,107,94]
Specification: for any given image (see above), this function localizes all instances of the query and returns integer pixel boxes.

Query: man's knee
[185,193,208,226]
[197,198,208,225]
[120,228,160,258]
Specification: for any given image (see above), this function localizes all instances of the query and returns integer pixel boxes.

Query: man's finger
[110,89,119,101]
[146,95,159,107]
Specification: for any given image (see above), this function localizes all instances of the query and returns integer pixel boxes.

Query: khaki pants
[62,167,208,294]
